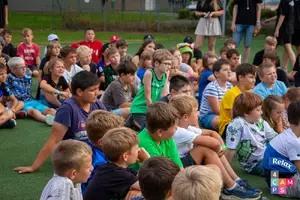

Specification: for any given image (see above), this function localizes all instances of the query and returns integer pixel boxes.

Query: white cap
[48,34,59,42]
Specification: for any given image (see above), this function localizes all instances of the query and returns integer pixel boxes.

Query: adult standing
[0,0,8,33]
[194,0,224,53]
[292,0,300,55]
[231,0,262,63]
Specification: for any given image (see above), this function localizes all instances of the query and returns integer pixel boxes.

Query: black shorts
[181,152,197,167]
[292,29,300,46]
[279,28,293,44]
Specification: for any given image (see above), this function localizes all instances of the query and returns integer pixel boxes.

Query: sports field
[0,31,292,200]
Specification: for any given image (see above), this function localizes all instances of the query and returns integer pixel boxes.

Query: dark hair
[283,87,300,102]
[60,46,76,58]
[116,39,128,48]
[212,59,230,74]
[288,100,300,125]
[233,92,262,118]
[71,71,100,95]
[135,39,156,57]
[139,157,180,200]
[226,49,240,59]
[2,28,12,36]
[117,60,137,75]
[146,102,178,133]
[220,46,229,55]
[155,43,165,50]
[263,50,278,63]
[169,75,190,93]
[84,28,95,33]
[262,95,284,129]
[235,63,256,81]
[0,62,7,71]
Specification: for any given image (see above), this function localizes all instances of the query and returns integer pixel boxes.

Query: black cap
[183,36,194,44]
[144,34,154,41]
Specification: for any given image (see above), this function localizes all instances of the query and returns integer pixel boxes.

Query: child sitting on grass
[40,140,93,200]
[76,45,97,75]
[103,47,121,89]
[172,165,223,200]
[2,28,17,57]
[7,57,56,125]
[116,38,130,59]
[82,110,124,193]
[137,50,153,80]
[170,94,261,199]
[225,92,277,176]
[282,88,300,129]
[84,127,150,200]
[264,100,300,199]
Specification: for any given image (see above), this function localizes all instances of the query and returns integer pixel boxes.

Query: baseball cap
[48,34,59,42]
[183,36,194,44]
[110,35,120,43]
[144,34,154,41]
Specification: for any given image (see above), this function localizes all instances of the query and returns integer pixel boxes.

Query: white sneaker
[45,115,55,126]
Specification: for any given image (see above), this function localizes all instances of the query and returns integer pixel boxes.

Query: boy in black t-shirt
[84,127,150,200]
[2,29,16,57]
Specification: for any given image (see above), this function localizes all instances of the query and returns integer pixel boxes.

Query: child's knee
[18,101,25,110]
[32,70,39,77]
[44,108,56,116]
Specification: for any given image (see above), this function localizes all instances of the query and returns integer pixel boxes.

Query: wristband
[221,144,227,151]
[55,90,60,95]
[256,21,261,24]
[189,73,193,79]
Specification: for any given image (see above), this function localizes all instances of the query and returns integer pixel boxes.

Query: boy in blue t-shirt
[83,110,124,193]
[264,100,300,198]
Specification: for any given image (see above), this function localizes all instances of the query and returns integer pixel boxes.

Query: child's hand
[13,166,36,174]
[0,57,6,65]
[217,146,225,157]
[274,29,279,38]
[137,147,150,163]
[125,190,141,200]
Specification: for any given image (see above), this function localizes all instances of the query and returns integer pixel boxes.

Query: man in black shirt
[292,0,300,54]
[231,0,262,63]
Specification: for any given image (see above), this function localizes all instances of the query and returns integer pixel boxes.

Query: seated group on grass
[0,27,298,200]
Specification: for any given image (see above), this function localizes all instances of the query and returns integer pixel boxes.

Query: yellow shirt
[218,86,248,136]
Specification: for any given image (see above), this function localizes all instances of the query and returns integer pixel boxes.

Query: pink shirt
[17,42,41,66]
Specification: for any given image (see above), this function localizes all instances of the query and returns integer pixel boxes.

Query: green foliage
[178,8,191,19]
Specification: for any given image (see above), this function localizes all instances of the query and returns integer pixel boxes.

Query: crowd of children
[0,25,298,200]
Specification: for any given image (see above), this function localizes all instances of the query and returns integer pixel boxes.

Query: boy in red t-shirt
[71,28,103,64]
[17,28,41,77]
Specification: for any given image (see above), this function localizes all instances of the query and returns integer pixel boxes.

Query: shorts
[292,29,300,46]
[24,100,48,113]
[40,94,64,109]
[232,24,255,48]
[111,108,121,116]
[200,113,216,129]
[27,65,38,72]
[181,152,197,167]
[131,113,146,131]
[248,159,264,176]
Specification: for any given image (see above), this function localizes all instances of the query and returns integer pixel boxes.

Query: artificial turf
[0,35,292,200]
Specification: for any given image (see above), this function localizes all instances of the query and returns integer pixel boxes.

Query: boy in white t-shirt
[264,100,300,198]
[225,92,277,176]
[61,46,83,83]
[170,94,261,200]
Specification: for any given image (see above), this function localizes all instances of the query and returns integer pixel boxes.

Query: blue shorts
[111,108,121,116]
[232,24,255,48]
[249,159,264,176]
[24,100,48,113]
[200,113,216,129]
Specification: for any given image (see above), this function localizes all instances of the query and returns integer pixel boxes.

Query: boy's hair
[21,28,33,36]
[152,49,173,67]
[288,100,300,125]
[170,94,198,117]
[2,28,12,36]
[283,87,300,102]
[263,50,278,63]
[146,102,178,134]
[52,140,92,176]
[0,62,7,71]
[212,59,230,74]
[224,39,236,47]
[202,51,218,69]
[156,43,165,50]
[233,92,262,118]
[169,75,190,93]
[60,46,76,58]
[7,57,25,71]
[76,45,92,57]
[117,60,137,75]
[85,28,95,33]
[262,95,284,129]
[220,46,229,55]
[86,110,124,144]
[138,50,153,67]
[101,127,138,162]
[226,49,240,59]
[116,39,128,48]
[172,165,222,200]
[265,36,277,45]
[139,157,180,200]
[104,47,119,59]
[257,61,275,78]
[71,71,100,95]
[235,63,256,81]
[136,38,156,57]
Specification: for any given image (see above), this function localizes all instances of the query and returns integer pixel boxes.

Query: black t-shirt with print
[294,0,300,29]
[234,0,262,26]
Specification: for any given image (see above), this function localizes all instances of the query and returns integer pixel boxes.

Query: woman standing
[194,0,224,53]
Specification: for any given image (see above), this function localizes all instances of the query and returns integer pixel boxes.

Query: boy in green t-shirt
[131,102,183,172]
[130,49,173,131]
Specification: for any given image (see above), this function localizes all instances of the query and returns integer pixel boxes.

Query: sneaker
[45,114,54,126]
[15,111,27,119]
[237,178,262,195]
[0,119,17,129]
[222,185,260,200]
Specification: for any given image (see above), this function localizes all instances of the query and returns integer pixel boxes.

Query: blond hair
[86,110,124,144]
[76,45,92,58]
[170,94,198,117]
[172,165,222,200]
[43,58,64,75]
[101,127,138,162]
[265,36,277,45]
[258,61,275,78]
[52,140,92,176]
[46,40,61,59]
[104,47,119,59]
[21,27,33,36]
[152,49,173,68]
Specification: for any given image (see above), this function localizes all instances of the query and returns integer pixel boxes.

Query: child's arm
[274,15,285,38]
[224,119,242,163]
[201,129,224,145]
[161,74,169,97]
[143,70,153,106]
[7,95,19,113]
[36,57,41,69]
[193,135,221,152]
[130,181,141,192]
[207,96,220,115]
[295,160,300,174]
[207,74,215,81]
[125,189,141,200]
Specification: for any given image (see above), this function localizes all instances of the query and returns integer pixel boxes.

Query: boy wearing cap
[71,28,103,64]
[109,35,119,48]
[183,36,203,70]
[44,34,59,56]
